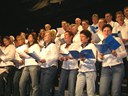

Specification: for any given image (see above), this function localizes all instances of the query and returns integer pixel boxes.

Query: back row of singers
[0,23,127,96]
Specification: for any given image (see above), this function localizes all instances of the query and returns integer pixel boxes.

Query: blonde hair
[45,30,56,42]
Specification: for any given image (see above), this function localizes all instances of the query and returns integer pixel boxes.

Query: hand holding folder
[95,44,111,55]
[104,35,121,50]
[0,49,4,56]
[69,49,95,59]
[11,59,23,68]
[27,52,41,62]
[95,35,121,55]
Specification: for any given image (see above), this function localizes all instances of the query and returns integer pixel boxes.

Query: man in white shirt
[91,13,99,29]
[124,6,128,25]
[105,12,118,28]
[75,17,83,33]
[112,11,128,94]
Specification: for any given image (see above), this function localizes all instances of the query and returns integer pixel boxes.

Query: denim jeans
[40,66,57,96]
[99,64,124,96]
[75,71,96,96]
[0,66,16,96]
[19,66,40,96]
[58,69,78,96]
[13,68,23,96]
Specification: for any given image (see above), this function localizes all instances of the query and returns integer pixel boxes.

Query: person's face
[98,19,106,29]
[45,24,51,31]
[105,13,112,22]
[80,34,89,44]
[64,32,72,43]
[61,21,67,28]
[40,30,45,38]
[44,32,52,43]
[116,14,124,23]
[17,37,24,46]
[102,27,112,38]
[28,34,34,43]
[75,18,81,25]
[82,21,89,30]
[92,17,98,24]
[70,26,78,34]
[3,38,10,46]
[124,8,128,18]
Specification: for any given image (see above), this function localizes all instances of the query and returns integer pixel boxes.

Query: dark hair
[115,11,124,18]
[80,30,92,43]
[65,31,74,42]
[27,33,37,47]
[102,24,113,31]
[82,19,89,25]
[124,6,128,11]
[3,36,12,46]
[65,31,74,37]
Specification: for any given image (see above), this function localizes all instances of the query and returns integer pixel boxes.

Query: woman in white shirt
[75,30,97,96]
[13,35,26,96]
[19,33,40,96]
[39,30,59,96]
[98,24,127,96]
[58,31,79,96]
[0,36,16,96]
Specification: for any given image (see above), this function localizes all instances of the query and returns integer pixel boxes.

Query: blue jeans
[99,64,124,96]
[19,66,40,96]
[40,66,57,96]
[13,68,23,96]
[58,69,78,96]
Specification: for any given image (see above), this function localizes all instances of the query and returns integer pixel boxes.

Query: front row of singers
[0,24,127,96]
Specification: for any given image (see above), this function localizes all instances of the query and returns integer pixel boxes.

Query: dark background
[0,0,128,36]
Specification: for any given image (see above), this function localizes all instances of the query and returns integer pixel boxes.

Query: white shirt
[96,29,104,40]
[24,44,40,66]
[0,44,16,67]
[78,25,83,33]
[40,43,59,68]
[73,32,81,44]
[124,18,128,25]
[107,21,118,28]
[98,37,127,67]
[78,43,97,72]
[15,44,27,69]
[112,23,128,40]
[59,43,79,70]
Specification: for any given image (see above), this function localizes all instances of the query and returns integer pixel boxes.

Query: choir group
[0,6,128,96]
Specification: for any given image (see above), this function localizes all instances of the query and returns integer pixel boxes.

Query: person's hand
[60,57,68,61]
[18,60,23,64]
[24,49,29,53]
[40,59,46,63]
[98,53,104,60]
[80,57,86,61]
[112,50,117,57]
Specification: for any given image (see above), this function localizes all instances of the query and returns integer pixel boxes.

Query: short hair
[16,35,25,42]
[80,30,92,43]
[99,18,107,24]
[65,31,74,37]
[115,11,124,18]
[92,13,99,18]
[102,24,113,31]
[82,19,89,25]
[124,6,128,11]
[105,12,112,16]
